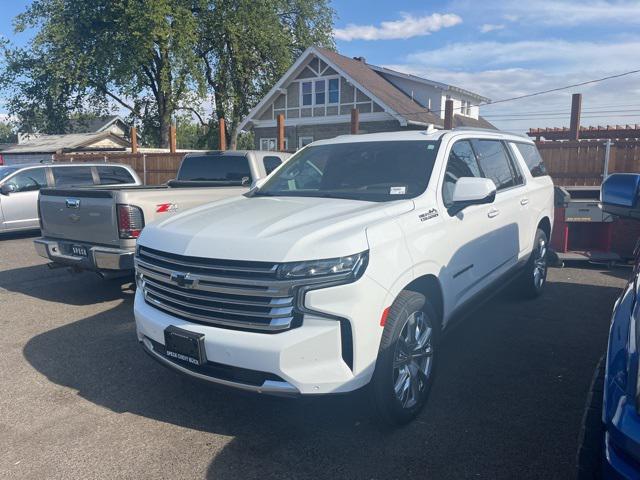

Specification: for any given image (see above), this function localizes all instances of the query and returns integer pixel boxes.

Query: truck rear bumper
[34,238,135,273]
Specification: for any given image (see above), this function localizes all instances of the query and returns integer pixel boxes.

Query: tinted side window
[514,142,548,178]
[471,139,516,191]
[179,155,252,182]
[53,166,95,187]
[442,140,481,207]
[96,166,135,185]
[6,168,48,192]
[263,156,282,175]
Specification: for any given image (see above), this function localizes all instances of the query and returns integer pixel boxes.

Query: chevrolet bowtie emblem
[169,272,198,289]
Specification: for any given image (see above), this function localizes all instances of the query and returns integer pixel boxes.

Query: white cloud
[386,37,640,132]
[502,14,519,22]
[479,23,505,33]
[502,0,640,26]
[406,39,640,72]
[334,13,462,41]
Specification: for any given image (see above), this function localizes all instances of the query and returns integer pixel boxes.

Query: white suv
[134,128,554,424]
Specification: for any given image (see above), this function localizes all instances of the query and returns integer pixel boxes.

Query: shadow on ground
[22,277,623,480]
[0,263,134,305]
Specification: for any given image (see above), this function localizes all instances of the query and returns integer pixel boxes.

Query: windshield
[0,166,20,182]
[255,140,439,202]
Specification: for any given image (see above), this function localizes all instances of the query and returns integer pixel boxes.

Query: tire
[372,290,439,426]
[518,228,549,298]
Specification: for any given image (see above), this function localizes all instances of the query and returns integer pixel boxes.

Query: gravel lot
[0,232,629,480]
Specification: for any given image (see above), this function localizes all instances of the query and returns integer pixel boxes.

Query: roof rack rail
[451,126,530,139]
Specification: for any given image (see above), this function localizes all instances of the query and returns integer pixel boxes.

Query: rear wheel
[372,290,439,425]
[518,228,548,298]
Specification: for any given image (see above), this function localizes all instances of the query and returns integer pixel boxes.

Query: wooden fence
[537,140,640,186]
[53,139,640,188]
[53,152,189,185]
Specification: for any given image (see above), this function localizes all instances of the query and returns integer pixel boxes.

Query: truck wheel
[518,228,548,298]
[372,290,439,426]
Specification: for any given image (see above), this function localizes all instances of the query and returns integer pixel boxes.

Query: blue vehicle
[591,173,640,479]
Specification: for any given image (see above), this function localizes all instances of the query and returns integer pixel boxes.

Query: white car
[134,128,554,424]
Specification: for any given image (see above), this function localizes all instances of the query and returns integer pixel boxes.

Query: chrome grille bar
[136,248,302,332]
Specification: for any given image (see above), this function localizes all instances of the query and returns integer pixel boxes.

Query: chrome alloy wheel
[392,311,433,409]
[533,238,548,289]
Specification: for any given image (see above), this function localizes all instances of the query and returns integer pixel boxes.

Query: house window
[300,77,340,106]
[315,80,325,104]
[260,138,288,152]
[328,78,339,104]
[466,102,472,115]
[302,82,312,106]
[298,136,313,149]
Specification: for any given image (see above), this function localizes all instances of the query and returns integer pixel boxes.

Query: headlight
[277,251,368,280]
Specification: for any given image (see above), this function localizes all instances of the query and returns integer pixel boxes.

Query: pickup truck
[34,150,289,278]
[133,128,554,425]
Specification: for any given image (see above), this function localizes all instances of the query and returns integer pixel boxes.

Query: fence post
[603,139,612,179]
[444,99,454,130]
[218,118,227,151]
[350,108,359,134]
[277,114,285,151]
[169,123,177,153]
[570,93,582,140]
[143,153,147,185]
[130,126,138,154]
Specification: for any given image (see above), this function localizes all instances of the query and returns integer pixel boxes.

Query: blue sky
[2,0,640,132]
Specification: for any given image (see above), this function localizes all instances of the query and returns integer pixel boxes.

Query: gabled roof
[1,131,129,154]
[239,46,495,131]
[69,115,127,134]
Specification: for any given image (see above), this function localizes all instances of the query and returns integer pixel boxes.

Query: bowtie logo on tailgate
[156,203,178,213]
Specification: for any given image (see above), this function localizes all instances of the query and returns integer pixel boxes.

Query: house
[68,115,128,137]
[0,131,130,165]
[239,46,494,151]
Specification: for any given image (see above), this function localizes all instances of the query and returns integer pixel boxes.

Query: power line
[483,108,640,118]
[394,68,640,117]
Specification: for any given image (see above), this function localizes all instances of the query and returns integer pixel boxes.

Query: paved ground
[0,232,629,480]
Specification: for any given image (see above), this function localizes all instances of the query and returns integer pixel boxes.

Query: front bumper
[34,238,135,272]
[134,272,389,395]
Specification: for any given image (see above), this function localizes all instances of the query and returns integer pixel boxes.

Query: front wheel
[518,228,548,298]
[372,290,439,426]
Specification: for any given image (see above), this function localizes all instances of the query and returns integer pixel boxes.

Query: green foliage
[236,130,255,150]
[196,0,335,146]
[1,0,335,148]
[0,121,17,144]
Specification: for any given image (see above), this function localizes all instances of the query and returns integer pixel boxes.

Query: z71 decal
[156,203,178,213]
[419,208,439,222]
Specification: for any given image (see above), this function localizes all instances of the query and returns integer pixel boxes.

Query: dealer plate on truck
[164,326,206,366]
[71,245,88,257]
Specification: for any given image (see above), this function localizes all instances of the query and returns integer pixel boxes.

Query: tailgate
[39,189,120,246]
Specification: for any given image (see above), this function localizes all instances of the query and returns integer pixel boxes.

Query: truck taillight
[117,204,144,239]
[0,154,4,165]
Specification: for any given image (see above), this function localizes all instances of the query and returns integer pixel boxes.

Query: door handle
[488,208,500,218]
[520,198,530,206]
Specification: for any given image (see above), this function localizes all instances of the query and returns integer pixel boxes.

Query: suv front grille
[136,246,300,332]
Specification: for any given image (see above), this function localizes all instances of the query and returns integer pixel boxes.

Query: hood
[138,195,414,262]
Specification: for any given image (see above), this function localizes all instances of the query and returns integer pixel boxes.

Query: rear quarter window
[263,156,282,175]
[96,166,135,185]
[52,166,95,187]
[513,143,548,178]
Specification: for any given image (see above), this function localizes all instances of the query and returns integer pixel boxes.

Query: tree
[2,0,205,146]
[0,121,17,144]
[195,0,334,148]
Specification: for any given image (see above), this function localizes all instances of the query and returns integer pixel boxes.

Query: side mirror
[0,183,17,196]
[601,173,640,220]
[449,177,497,215]
[250,177,267,190]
